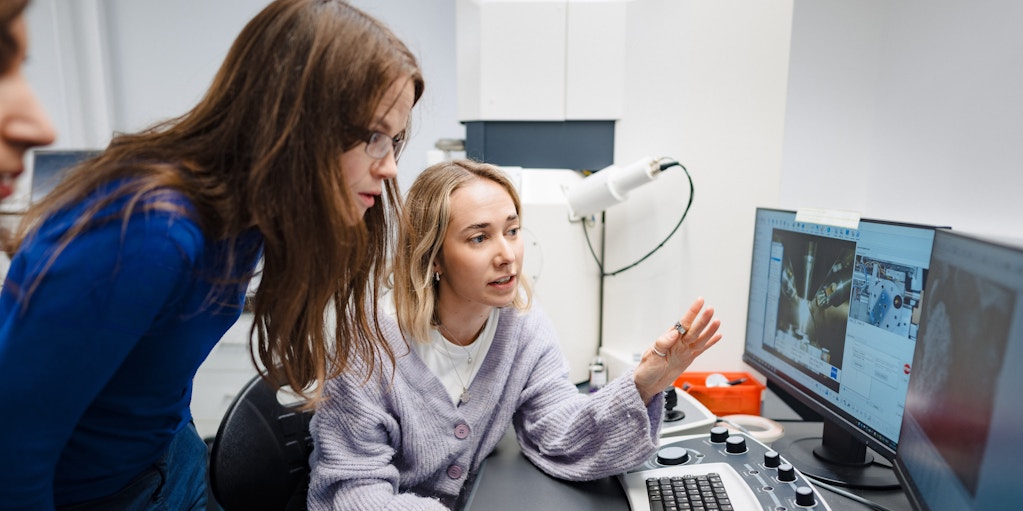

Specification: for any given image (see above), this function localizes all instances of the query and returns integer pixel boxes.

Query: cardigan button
[454,423,470,439]
[447,464,463,479]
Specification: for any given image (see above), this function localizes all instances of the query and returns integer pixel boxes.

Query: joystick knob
[795,486,816,507]
[725,435,747,454]
[777,463,796,482]
[764,450,781,468]
[663,387,686,422]
[709,426,729,443]
[656,446,690,466]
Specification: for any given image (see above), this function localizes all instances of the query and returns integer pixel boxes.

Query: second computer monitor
[894,229,1022,510]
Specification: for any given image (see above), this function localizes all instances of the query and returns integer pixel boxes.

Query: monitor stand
[772,420,900,489]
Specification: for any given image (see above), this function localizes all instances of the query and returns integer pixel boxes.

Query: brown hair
[391,159,532,343]
[10,0,424,406]
[0,0,29,75]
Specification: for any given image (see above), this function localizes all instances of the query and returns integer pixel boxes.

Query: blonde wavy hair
[391,159,532,343]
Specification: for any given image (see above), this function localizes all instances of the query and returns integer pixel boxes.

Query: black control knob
[795,486,816,507]
[663,387,686,422]
[656,446,690,466]
[764,450,781,468]
[777,463,796,482]
[725,435,747,454]
[664,409,686,422]
[709,426,729,443]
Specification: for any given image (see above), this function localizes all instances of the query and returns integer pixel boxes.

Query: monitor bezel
[742,207,946,475]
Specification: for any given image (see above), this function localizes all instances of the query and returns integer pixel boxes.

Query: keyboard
[646,471,734,510]
[623,462,760,511]
[619,429,833,511]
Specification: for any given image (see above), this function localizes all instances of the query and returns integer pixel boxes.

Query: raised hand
[633,297,723,404]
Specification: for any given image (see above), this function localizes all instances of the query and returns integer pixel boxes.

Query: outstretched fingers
[673,297,706,336]
[683,306,716,343]
[654,297,715,356]
[691,319,723,354]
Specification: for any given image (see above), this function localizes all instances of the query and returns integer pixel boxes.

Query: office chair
[208,373,313,511]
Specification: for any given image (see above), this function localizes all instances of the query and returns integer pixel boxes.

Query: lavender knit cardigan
[307,305,665,510]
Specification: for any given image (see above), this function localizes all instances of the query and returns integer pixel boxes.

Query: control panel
[620,427,832,511]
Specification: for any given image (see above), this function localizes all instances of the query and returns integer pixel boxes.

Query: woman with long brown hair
[0,1,423,509]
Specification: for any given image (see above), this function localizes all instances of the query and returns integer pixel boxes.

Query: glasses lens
[365,131,406,161]
[366,132,390,159]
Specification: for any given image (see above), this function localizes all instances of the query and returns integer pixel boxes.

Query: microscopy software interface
[745,209,936,449]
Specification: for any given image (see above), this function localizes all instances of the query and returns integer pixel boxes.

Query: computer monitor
[29,149,100,204]
[742,207,942,489]
[893,229,1022,510]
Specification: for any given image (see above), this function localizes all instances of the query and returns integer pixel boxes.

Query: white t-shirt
[411,308,498,405]
[382,292,498,406]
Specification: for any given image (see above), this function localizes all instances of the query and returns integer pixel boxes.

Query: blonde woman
[309,159,722,510]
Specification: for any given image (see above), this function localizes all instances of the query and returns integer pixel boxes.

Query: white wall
[779,0,1023,240]
[602,0,1023,377]
[101,0,266,134]
[599,1,794,375]
[22,0,463,193]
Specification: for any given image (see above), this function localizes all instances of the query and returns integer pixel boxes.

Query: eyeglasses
[364,131,407,162]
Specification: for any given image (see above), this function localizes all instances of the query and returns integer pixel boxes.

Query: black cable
[805,475,896,511]
[581,159,694,277]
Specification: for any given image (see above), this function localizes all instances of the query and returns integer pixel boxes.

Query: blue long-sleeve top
[0,184,262,509]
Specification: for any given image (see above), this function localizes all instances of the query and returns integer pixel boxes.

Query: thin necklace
[438,335,480,404]
[438,322,485,365]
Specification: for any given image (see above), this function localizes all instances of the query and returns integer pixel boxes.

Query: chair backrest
[209,374,313,511]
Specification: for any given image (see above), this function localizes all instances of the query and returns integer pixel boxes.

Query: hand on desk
[634,297,722,404]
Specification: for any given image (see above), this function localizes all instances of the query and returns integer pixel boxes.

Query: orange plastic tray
[673,371,765,416]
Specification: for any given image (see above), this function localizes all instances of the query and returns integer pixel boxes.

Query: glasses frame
[364,131,406,162]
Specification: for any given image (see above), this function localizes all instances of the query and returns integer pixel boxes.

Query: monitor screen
[742,208,941,488]
[894,229,1022,510]
[30,149,100,204]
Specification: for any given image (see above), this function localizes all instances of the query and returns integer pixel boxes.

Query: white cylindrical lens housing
[565,157,657,219]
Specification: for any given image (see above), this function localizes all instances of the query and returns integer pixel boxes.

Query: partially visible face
[0,14,56,200]
[338,77,414,217]
[436,178,524,316]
